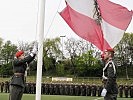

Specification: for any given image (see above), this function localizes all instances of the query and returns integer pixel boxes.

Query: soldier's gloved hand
[30,42,38,57]
[101,88,107,97]
[102,76,108,80]
[32,42,38,54]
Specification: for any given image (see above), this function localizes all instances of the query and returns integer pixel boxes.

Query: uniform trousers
[9,85,24,100]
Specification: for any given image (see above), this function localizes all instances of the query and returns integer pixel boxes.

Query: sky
[0,0,132,45]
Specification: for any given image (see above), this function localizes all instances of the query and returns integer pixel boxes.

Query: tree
[43,37,62,74]
[115,33,133,78]
[0,40,17,76]
[0,37,3,48]
[0,37,3,63]
[17,41,34,55]
[0,62,13,76]
[64,38,102,77]
[1,41,17,64]
[64,38,79,75]
[75,50,101,76]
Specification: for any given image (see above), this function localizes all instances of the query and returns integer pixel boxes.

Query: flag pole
[36,0,45,100]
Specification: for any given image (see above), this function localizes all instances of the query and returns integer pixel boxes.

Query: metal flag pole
[36,0,45,100]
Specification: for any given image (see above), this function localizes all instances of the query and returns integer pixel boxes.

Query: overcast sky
[0,0,132,45]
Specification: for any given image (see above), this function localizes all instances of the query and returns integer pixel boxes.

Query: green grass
[0,93,133,100]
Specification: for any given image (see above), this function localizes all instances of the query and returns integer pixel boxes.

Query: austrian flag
[60,0,133,51]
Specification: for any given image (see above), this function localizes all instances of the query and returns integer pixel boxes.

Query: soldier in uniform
[124,83,129,98]
[49,82,54,95]
[69,83,74,96]
[80,83,86,96]
[64,83,69,95]
[30,82,35,94]
[0,82,4,93]
[101,49,118,100]
[97,84,103,97]
[118,84,123,98]
[130,83,133,98]
[75,83,80,96]
[9,43,37,100]
[86,84,91,96]
[44,83,49,95]
[91,83,97,96]
[5,81,9,93]
[41,83,45,94]
[59,83,64,95]
[33,82,36,94]
[25,83,29,93]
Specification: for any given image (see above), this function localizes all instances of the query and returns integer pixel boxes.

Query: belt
[14,73,24,76]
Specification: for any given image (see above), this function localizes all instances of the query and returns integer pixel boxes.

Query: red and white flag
[60,0,133,51]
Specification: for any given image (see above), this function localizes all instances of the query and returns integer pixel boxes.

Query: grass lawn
[0,93,133,100]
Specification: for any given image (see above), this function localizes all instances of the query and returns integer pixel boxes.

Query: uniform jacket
[10,54,36,87]
[103,60,118,94]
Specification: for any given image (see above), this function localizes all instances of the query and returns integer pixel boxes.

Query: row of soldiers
[0,81,9,93]
[0,81,133,98]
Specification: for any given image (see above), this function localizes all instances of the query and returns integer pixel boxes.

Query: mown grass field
[0,93,133,100]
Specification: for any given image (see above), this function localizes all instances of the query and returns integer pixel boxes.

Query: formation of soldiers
[0,81,10,93]
[118,83,133,98]
[0,81,133,98]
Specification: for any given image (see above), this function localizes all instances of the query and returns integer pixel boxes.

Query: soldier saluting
[101,48,118,100]
[9,43,38,100]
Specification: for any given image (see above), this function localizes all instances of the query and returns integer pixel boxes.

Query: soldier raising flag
[9,42,38,100]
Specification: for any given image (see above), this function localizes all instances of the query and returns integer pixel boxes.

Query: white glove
[101,88,107,97]
[102,76,108,80]
[31,42,38,54]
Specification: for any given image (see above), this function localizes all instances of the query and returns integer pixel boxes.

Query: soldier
[97,84,103,97]
[0,82,4,93]
[80,83,86,96]
[75,83,80,96]
[86,84,91,96]
[130,83,133,98]
[101,49,118,100]
[41,83,45,94]
[30,82,34,94]
[5,81,9,93]
[45,83,49,95]
[25,83,29,93]
[28,82,32,94]
[118,84,123,98]
[59,83,63,95]
[69,83,74,96]
[53,83,56,95]
[49,82,54,95]
[64,83,69,95]
[9,43,37,100]
[33,82,36,94]
[124,84,129,98]
[91,83,97,96]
